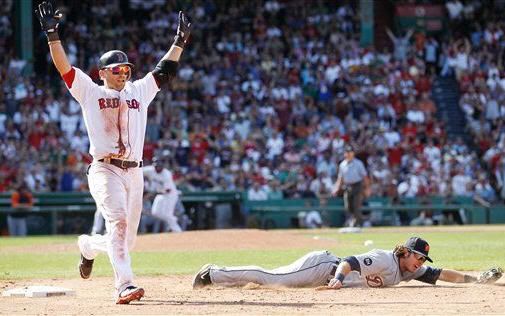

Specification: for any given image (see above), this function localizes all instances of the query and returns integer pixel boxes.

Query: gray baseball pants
[209,250,339,287]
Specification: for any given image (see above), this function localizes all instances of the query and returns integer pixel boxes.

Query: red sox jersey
[62,67,160,161]
[343,249,437,288]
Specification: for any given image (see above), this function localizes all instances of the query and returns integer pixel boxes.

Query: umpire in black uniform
[332,145,370,227]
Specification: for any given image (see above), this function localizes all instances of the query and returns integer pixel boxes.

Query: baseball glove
[476,267,503,284]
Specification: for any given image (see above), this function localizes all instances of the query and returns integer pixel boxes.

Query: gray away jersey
[343,249,430,288]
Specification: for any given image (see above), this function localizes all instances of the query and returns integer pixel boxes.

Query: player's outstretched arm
[438,269,477,283]
[35,1,71,75]
[152,11,192,86]
[439,267,503,284]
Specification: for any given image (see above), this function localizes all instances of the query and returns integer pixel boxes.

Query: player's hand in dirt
[327,277,343,289]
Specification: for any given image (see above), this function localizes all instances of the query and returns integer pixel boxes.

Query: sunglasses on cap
[410,250,427,263]
[106,65,131,75]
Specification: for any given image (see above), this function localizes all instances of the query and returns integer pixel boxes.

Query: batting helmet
[152,156,163,167]
[98,50,134,69]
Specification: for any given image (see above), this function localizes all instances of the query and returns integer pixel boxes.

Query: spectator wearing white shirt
[266,131,284,160]
[451,168,473,196]
[247,182,268,201]
[384,128,401,148]
[423,139,441,163]
[406,104,425,124]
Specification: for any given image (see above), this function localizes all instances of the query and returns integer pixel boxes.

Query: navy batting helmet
[98,50,134,69]
[152,156,163,167]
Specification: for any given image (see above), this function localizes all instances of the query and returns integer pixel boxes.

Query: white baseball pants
[151,192,182,232]
[78,161,143,295]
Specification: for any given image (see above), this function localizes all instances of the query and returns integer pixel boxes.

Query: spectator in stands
[247,181,268,201]
[8,183,33,236]
[386,27,414,62]
[267,179,284,200]
[4,0,491,217]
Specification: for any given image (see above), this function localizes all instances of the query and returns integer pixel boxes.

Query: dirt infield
[1,228,505,315]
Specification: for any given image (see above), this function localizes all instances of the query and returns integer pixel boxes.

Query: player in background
[143,157,183,232]
[35,1,191,304]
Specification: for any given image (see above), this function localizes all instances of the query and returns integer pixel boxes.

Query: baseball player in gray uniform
[193,237,498,289]
[36,1,191,304]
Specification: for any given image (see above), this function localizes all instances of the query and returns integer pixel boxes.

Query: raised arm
[464,37,471,54]
[152,11,192,86]
[385,27,396,42]
[405,29,414,40]
[35,1,71,75]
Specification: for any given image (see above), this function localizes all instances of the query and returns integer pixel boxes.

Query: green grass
[0,229,504,280]
[0,236,76,248]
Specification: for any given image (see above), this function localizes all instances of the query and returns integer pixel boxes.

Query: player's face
[404,251,427,273]
[101,65,131,91]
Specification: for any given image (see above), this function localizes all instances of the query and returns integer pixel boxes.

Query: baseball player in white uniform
[193,237,493,289]
[143,158,182,232]
[36,1,191,304]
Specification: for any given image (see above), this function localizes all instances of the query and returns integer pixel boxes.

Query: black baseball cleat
[79,254,94,279]
[116,286,145,304]
[192,264,213,289]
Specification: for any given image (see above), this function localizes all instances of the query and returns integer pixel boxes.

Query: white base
[2,286,75,298]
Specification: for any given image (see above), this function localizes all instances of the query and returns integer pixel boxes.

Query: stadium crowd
[0,0,500,205]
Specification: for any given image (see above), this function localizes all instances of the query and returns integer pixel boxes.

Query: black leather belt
[98,158,143,169]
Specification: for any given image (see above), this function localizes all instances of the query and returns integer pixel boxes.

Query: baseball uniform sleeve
[63,67,98,105]
[132,72,161,108]
[353,249,391,276]
[413,266,442,284]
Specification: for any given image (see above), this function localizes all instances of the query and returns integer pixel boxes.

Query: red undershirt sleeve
[62,67,76,89]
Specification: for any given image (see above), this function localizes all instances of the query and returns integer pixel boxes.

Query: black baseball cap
[344,145,354,152]
[404,237,433,263]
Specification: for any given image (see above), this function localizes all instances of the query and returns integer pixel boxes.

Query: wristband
[335,273,345,283]
[464,275,477,283]
[46,31,60,42]
[48,40,61,45]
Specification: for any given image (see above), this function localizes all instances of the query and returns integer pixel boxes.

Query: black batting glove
[35,1,62,41]
[174,11,192,49]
